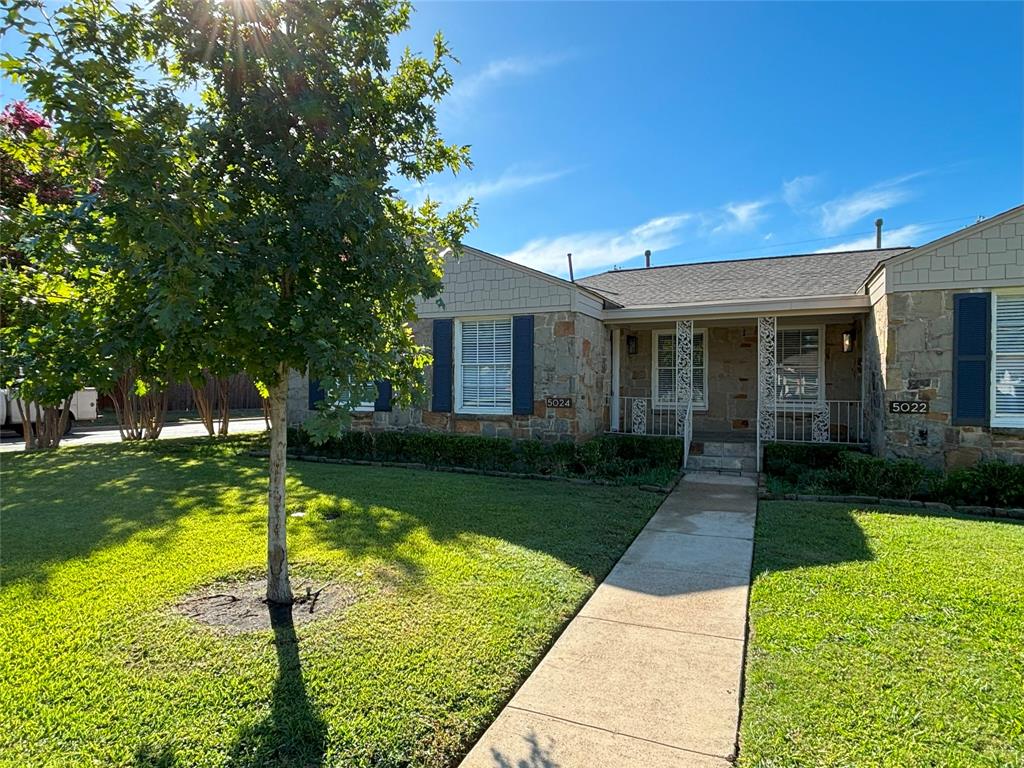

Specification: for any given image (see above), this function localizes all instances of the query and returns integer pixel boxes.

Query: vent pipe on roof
[875,218,884,249]
[644,249,651,268]
[567,252,574,282]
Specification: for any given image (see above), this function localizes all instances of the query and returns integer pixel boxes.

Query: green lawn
[0,439,661,768]
[740,501,1024,768]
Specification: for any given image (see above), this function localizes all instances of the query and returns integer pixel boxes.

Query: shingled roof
[576,247,911,308]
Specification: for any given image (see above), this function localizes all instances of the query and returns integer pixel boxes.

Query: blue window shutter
[374,380,393,412]
[952,292,991,426]
[308,378,324,409]
[512,315,535,415]
[431,319,454,412]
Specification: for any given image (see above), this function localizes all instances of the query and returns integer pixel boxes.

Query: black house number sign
[889,400,929,414]
[545,396,573,408]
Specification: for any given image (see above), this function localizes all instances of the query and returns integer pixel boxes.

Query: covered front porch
[606,314,867,466]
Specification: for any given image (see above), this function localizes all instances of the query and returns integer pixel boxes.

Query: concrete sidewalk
[460,472,756,768]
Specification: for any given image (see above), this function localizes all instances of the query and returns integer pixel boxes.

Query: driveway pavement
[0,417,267,453]
[460,472,757,768]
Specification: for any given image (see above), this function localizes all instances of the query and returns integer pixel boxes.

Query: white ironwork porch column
[757,316,777,469]
[675,320,693,436]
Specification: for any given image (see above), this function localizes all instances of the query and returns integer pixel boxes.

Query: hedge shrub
[934,462,1024,508]
[288,428,683,484]
[763,441,1024,506]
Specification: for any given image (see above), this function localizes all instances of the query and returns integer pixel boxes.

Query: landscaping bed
[0,439,661,767]
[763,442,1024,511]
[289,428,684,488]
[740,500,1024,767]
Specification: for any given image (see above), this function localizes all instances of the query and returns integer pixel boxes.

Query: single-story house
[289,203,1024,472]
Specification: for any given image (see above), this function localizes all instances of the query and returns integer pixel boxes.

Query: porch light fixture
[842,329,854,353]
[626,334,639,355]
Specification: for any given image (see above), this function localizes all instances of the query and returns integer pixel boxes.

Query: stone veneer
[290,310,609,442]
[867,287,1024,469]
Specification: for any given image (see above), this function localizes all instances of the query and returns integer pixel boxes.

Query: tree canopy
[3,0,475,600]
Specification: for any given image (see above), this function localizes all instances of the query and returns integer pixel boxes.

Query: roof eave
[601,293,871,323]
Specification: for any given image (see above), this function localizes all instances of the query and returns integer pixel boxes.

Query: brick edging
[247,450,685,494]
[756,484,1024,520]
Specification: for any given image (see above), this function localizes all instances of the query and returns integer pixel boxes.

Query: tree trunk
[17,399,37,451]
[216,376,231,436]
[266,364,293,605]
[192,376,216,436]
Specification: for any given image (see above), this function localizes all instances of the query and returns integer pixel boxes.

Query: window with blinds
[456,318,513,413]
[653,330,707,408]
[776,327,822,403]
[993,293,1024,425]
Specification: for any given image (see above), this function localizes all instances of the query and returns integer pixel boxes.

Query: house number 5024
[545,397,573,408]
[889,400,929,414]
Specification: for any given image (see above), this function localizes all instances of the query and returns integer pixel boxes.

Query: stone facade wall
[864,293,888,456]
[289,311,608,442]
[889,211,1024,291]
[868,287,1024,469]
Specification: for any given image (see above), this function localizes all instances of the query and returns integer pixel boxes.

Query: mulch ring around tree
[173,574,359,634]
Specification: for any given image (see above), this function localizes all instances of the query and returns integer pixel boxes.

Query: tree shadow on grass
[1,439,285,595]
[227,602,327,768]
[753,500,875,575]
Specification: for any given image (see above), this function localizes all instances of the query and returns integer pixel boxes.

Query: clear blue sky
[395,1,1023,277]
[3,2,1021,278]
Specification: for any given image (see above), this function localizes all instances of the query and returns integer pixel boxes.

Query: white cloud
[448,54,570,109]
[407,167,571,207]
[502,213,694,276]
[713,200,769,233]
[815,223,931,253]
[782,174,820,209]
[818,172,926,234]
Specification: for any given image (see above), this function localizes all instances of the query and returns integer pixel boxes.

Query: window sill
[991,417,1024,429]
[455,409,513,418]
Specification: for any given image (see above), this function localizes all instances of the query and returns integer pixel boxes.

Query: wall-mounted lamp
[842,329,855,353]
[626,334,639,355]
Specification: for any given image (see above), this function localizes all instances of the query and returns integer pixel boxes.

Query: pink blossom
[0,101,51,134]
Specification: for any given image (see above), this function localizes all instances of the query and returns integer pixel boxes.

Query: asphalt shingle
[576,248,910,308]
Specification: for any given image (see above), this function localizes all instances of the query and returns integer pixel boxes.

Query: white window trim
[651,328,708,411]
[454,316,514,416]
[776,324,826,411]
[991,288,1024,428]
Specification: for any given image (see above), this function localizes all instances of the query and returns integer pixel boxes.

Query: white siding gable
[416,247,598,317]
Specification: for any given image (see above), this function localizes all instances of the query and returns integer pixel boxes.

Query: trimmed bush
[825,452,929,500]
[287,428,683,485]
[934,461,1024,508]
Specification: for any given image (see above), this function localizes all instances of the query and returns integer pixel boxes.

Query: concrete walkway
[460,472,757,768]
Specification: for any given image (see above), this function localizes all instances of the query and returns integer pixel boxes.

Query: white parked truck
[0,388,98,435]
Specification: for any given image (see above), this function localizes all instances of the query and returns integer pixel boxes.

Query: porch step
[686,439,757,474]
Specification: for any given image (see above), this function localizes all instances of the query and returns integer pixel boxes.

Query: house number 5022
[889,400,929,414]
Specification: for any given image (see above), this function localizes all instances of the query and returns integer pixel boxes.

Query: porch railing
[774,400,864,445]
[610,396,865,446]
[612,397,685,436]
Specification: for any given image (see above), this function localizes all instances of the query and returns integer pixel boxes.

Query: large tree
[4,0,474,603]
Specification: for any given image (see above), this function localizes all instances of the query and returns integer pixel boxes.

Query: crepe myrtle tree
[4,0,225,444]
[0,101,107,450]
[158,0,474,604]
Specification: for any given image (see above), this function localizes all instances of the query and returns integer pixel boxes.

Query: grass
[739,501,1024,768]
[0,438,661,768]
